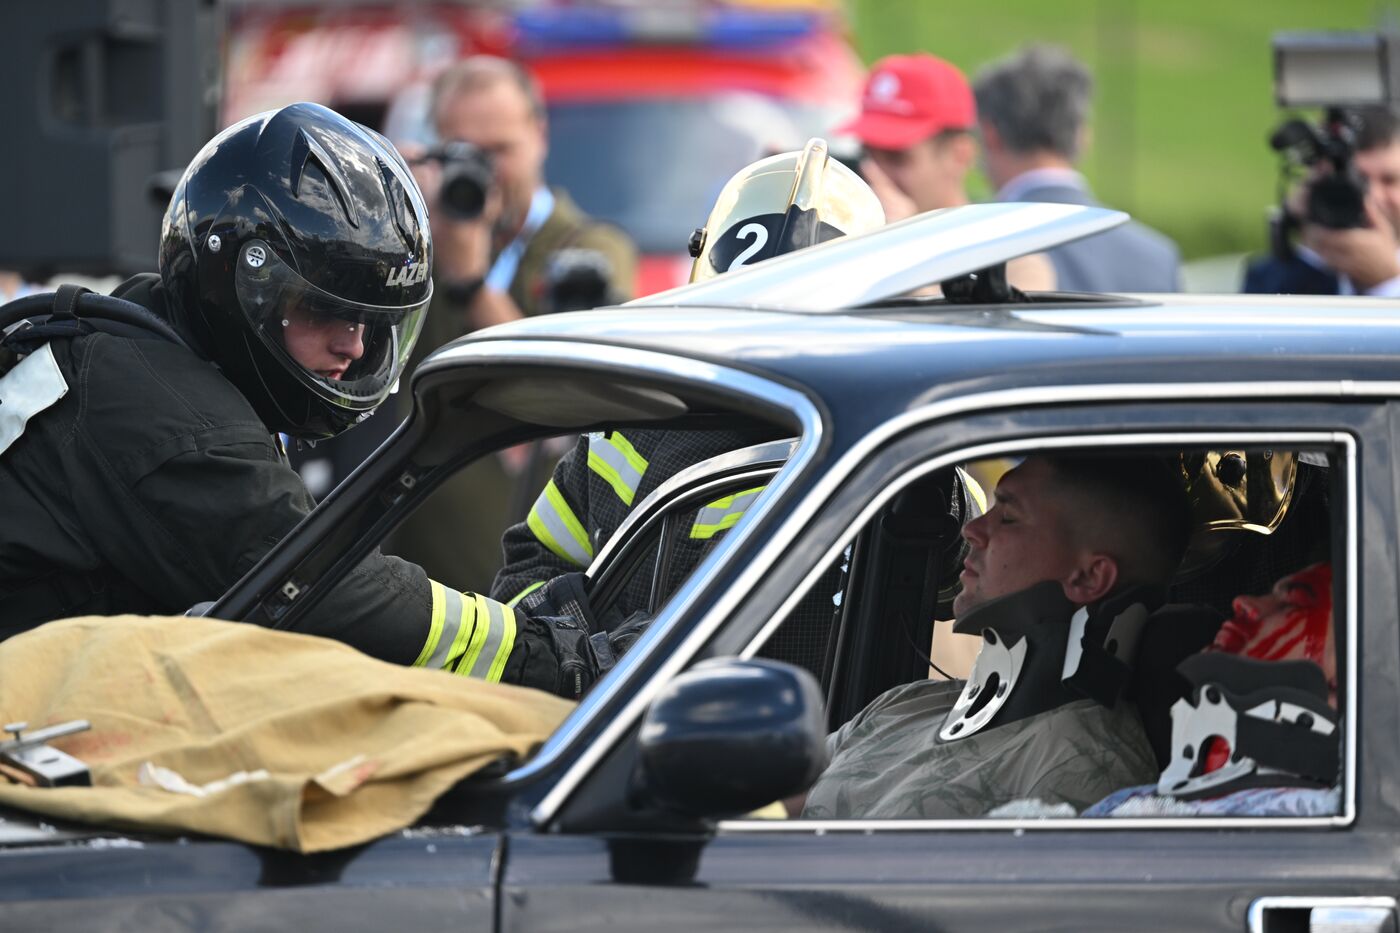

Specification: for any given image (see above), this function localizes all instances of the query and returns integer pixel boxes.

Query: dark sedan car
[0,204,1390,932]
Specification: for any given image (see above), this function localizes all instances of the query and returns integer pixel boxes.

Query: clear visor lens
[233,240,429,400]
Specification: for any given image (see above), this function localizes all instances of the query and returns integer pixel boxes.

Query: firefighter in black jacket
[0,103,614,698]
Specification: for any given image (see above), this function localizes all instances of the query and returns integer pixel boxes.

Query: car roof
[425,202,1400,437]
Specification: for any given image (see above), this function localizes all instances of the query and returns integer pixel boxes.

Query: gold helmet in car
[1176,450,1300,578]
[687,137,885,283]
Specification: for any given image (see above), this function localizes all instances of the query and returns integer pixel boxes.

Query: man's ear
[1062,553,1118,606]
[949,132,977,172]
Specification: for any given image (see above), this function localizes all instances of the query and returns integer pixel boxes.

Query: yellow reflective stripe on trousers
[587,432,649,507]
[690,485,766,540]
[417,580,470,670]
[457,594,517,683]
[526,480,593,566]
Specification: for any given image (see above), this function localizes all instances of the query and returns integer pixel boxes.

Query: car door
[0,812,502,930]
[502,396,1396,933]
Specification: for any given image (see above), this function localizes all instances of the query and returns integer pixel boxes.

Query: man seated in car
[797,453,1192,819]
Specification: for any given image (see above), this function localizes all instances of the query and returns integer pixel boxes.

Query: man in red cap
[838,52,1054,288]
[838,52,978,220]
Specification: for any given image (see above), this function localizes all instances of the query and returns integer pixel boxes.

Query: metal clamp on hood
[0,719,91,787]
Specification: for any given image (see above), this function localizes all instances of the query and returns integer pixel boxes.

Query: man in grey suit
[973,45,1181,293]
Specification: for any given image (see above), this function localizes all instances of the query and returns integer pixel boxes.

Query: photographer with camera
[1244,106,1400,295]
[382,56,637,594]
[414,56,637,330]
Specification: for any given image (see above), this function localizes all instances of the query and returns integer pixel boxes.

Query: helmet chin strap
[938,580,1162,743]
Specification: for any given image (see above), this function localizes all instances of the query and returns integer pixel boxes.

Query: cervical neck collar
[938,580,1163,743]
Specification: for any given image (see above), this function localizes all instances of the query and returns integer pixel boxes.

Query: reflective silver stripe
[412,580,449,667]
[690,486,765,540]
[0,344,68,457]
[426,586,467,670]
[526,481,593,566]
[588,433,648,506]
[463,595,514,682]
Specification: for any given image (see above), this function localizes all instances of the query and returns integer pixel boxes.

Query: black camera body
[541,248,617,314]
[423,140,495,221]
[1268,33,1397,238]
[1269,111,1368,229]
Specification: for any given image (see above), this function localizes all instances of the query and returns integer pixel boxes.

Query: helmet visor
[233,239,429,409]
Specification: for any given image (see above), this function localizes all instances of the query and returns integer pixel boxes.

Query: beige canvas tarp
[0,615,574,852]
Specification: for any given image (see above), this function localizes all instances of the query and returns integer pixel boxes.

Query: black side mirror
[634,658,827,821]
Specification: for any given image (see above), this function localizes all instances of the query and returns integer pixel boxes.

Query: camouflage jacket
[801,679,1158,819]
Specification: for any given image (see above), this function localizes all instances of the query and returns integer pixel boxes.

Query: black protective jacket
[0,277,597,697]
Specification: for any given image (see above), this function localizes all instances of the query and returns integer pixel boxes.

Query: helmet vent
[289,128,359,229]
[376,157,418,248]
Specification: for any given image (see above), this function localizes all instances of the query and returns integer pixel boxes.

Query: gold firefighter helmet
[1175,449,1300,579]
[687,137,885,283]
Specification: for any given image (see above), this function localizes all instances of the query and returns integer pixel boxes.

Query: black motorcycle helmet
[159,102,432,438]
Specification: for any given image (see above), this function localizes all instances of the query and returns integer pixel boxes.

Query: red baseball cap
[836,53,976,150]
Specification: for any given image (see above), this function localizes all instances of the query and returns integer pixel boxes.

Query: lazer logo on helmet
[386,262,429,287]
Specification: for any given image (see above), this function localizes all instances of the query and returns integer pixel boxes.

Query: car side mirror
[634,658,827,821]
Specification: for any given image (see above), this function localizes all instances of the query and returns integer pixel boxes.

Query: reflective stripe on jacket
[415,581,518,683]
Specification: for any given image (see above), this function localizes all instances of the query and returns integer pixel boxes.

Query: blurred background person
[837,52,1056,291]
[1243,106,1400,295]
[419,55,637,331]
[381,56,638,594]
[973,44,1181,293]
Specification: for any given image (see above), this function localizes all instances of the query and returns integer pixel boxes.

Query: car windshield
[545,94,841,253]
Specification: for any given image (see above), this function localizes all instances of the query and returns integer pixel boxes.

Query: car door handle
[1249,896,1398,933]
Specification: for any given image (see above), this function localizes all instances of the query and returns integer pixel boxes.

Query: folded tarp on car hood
[0,615,574,852]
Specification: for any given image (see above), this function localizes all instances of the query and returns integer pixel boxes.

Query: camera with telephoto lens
[1268,32,1397,237]
[420,140,495,221]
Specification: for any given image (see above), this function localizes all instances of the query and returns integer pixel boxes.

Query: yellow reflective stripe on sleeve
[506,580,546,608]
[459,594,517,683]
[416,581,472,670]
[441,589,478,671]
[485,603,517,683]
[526,480,593,566]
[453,594,492,678]
[690,485,766,540]
[412,579,450,667]
[587,432,649,506]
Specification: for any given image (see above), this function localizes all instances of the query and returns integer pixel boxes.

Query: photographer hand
[1303,197,1400,293]
[860,156,917,223]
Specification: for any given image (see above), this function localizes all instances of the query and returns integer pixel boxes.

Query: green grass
[849,0,1379,259]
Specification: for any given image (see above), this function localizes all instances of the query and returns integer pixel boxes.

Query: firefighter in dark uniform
[0,103,619,698]
[491,140,983,620]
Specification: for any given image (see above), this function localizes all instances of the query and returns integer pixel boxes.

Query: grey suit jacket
[1010,182,1181,293]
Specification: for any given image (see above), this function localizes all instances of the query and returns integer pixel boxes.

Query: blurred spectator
[380,57,637,593]
[0,272,42,303]
[838,53,1055,290]
[420,56,636,332]
[973,44,1181,293]
[1243,107,1400,295]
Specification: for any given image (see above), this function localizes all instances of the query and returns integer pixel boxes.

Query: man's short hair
[430,56,545,130]
[1351,106,1400,152]
[972,44,1093,161]
[1039,453,1193,589]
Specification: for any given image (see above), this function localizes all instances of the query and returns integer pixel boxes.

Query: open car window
[739,442,1346,824]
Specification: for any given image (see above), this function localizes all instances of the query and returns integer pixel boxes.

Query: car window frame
[534,383,1379,833]
[723,427,1357,834]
